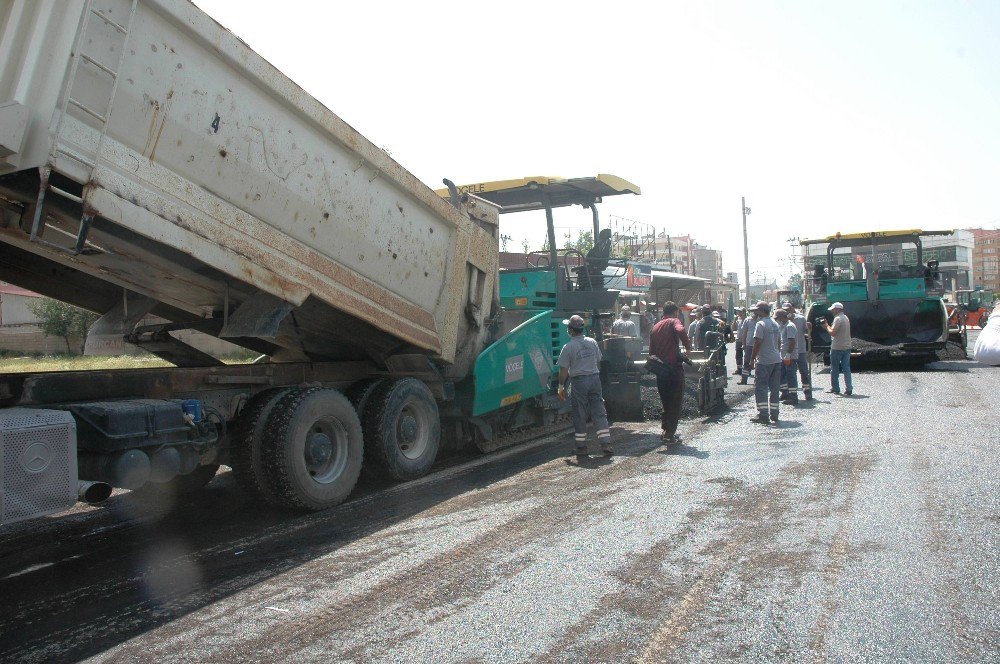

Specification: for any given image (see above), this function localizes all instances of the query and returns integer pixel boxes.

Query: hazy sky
[195,0,999,284]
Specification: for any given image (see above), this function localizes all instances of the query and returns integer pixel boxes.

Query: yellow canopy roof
[800,229,954,245]
[434,174,640,213]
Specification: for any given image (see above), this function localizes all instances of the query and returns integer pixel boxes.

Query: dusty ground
[0,347,996,662]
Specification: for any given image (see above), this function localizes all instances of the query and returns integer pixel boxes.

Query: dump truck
[0,0,640,526]
[802,230,953,363]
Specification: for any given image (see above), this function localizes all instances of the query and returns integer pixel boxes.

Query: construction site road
[0,355,997,662]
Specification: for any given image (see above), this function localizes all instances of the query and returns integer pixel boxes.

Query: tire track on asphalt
[98,430,671,662]
[240,446,665,661]
[904,372,1000,659]
[806,453,876,662]
[591,451,879,664]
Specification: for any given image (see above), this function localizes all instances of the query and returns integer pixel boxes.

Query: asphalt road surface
[1,354,997,662]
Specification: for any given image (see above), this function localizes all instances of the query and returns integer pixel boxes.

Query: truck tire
[260,388,364,510]
[362,378,440,481]
[229,388,291,503]
[346,378,387,416]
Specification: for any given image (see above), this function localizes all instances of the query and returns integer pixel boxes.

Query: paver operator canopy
[436,175,640,277]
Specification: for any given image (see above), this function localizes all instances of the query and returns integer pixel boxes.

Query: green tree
[569,230,594,255]
[26,297,99,354]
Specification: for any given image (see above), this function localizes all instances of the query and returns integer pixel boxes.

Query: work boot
[601,446,614,457]
[574,447,588,459]
[749,414,770,424]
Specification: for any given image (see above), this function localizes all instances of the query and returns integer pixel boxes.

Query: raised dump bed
[0,0,497,376]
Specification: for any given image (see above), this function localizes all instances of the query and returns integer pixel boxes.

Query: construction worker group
[734,299,851,423]
[558,299,853,455]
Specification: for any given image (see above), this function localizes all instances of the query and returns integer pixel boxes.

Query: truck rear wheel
[260,388,363,510]
[362,378,440,481]
[229,388,291,503]
[346,378,387,416]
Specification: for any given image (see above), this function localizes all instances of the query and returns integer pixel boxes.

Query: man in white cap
[557,314,613,457]
[821,302,852,395]
[611,305,639,337]
[749,301,782,423]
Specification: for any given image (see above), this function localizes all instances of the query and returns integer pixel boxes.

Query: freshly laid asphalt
[0,348,997,662]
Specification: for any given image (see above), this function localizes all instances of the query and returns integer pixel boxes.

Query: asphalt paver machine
[439,175,647,423]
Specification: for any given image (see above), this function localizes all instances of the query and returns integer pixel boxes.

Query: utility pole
[667,234,674,272]
[742,197,751,306]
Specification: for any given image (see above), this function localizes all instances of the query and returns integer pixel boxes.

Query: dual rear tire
[230,379,440,511]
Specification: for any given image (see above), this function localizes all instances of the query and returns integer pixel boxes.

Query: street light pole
[742,197,751,306]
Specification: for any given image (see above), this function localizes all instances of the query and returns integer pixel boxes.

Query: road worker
[821,302,853,395]
[738,307,759,385]
[648,302,692,445]
[781,301,812,401]
[733,307,747,373]
[557,315,612,458]
[611,305,639,337]
[697,304,719,350]
[749,301,782,424]
[687,307,703,350]
[775,308,795,404]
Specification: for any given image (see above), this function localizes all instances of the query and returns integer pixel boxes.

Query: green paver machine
[802,230,953,363]
[439,175,646,429]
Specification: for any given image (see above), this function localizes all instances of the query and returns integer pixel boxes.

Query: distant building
[967,228,1000,292]
[692,243,724,283]
[747,280,778,303]
[922,230,973,292]
[637,234,694,274]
